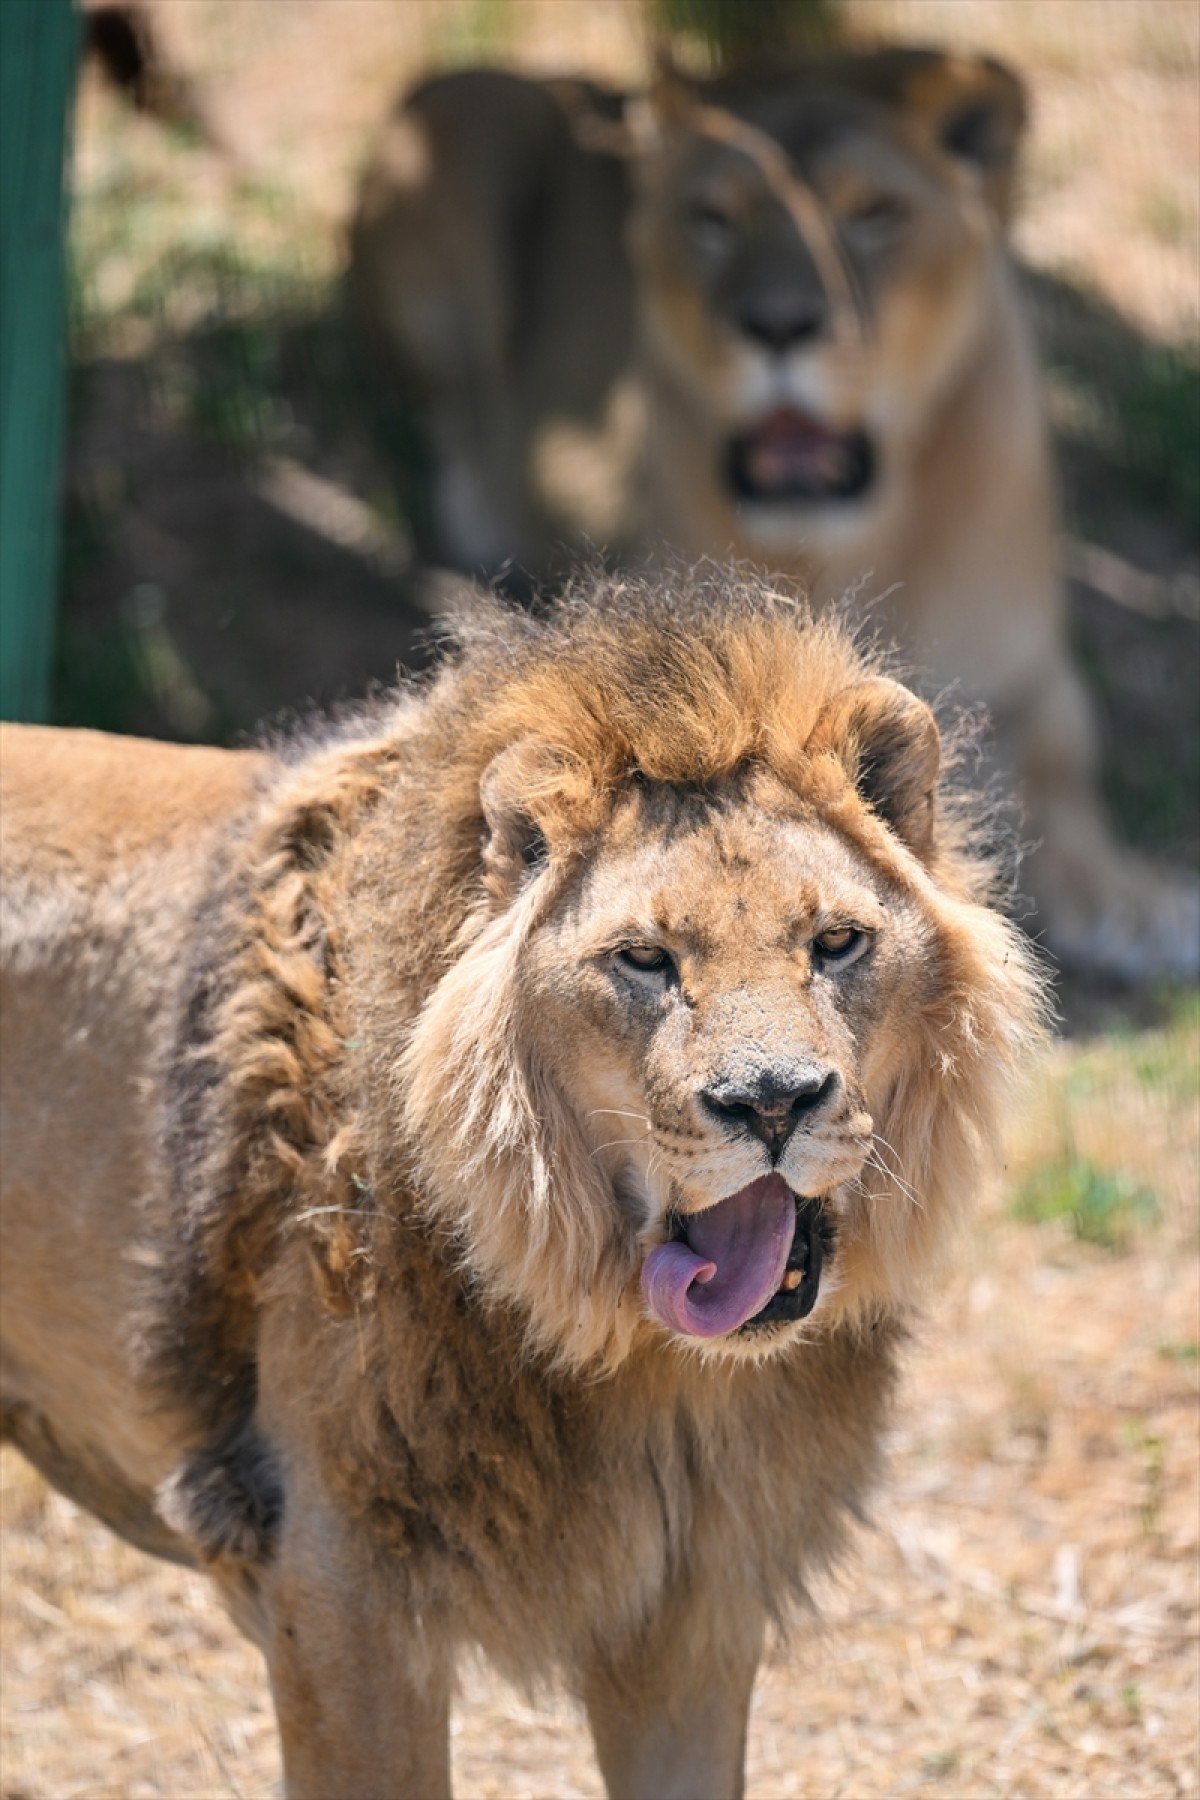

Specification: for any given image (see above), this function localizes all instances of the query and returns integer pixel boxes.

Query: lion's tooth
[781,1269,804,1292]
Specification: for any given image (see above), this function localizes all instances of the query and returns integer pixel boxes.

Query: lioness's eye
[843,194,909,241]
[814,925,862,960]
[618,943,676,979]
[686,200,736,253]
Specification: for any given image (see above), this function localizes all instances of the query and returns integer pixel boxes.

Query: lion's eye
[618,943,676,979]
[814,925,863,961]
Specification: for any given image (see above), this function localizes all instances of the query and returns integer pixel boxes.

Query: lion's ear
[479,740,556,900]
[820,677,941,858]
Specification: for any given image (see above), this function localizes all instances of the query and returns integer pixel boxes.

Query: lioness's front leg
[257,1492,452,1800]
[1003,656,1200,981]
[581,1584,764,1800]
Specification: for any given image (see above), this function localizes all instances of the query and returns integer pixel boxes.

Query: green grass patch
[69,148,330,361]
[182,316,290,456]
[1120,1419,1166,1534]
[1012,1157,1159,1251]
[1046,333,1200,528]
[53,585,230,743]
[431,0,516,65]
[651,0,842,60]
[1139,184,1190,248]
[1137,988,1200,1077]
[1064,991,1198,1086]
[1031,268,1200,529]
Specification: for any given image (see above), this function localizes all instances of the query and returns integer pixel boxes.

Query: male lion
[350,49,1199,985]
[2,573,1044,1796]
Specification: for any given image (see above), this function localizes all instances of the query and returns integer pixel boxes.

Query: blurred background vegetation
[652,0,844,57]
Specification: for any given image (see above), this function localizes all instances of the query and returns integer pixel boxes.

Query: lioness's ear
[839,47,1026,224]
[549,77,639,159]
[614,49,714,175]
[895,49,1027,223]
[625,46,701,147]
[650,47,699,125]
[479,740,556,900]
[820,676,941,857]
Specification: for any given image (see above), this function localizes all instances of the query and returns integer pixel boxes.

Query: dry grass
[3,1007,1197,1798]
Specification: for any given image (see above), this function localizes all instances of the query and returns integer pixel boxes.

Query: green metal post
[0,0,77,721]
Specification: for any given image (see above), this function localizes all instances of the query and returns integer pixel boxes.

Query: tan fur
[350,52,1199,984]
[1,574,1045,1797]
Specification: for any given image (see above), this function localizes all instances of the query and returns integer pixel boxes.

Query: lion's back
[0,724,262,891]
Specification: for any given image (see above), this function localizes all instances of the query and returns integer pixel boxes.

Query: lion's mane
[150,569,1045,1601]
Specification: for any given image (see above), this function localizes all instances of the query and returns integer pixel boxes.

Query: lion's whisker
[871,1130,914,1184]
[589,1134,653,1159]
[868,1134,922,1210]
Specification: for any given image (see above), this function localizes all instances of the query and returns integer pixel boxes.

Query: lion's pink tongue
[641,1174,796,1339]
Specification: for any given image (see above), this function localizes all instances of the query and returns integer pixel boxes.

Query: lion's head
[623,50,1026,553]
[331,572,1046,1374]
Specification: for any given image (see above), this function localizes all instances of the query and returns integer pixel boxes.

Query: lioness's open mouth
[726,407,875,504]
[642,1174,831,1339]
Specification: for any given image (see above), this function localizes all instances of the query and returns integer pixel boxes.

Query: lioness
[1,572,1043,1797]
[350,49,1199,984]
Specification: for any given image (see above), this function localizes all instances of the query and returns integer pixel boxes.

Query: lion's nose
[700,1065,839,1159]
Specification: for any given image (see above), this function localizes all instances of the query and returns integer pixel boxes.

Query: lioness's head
[624,49,1026,550]
[385,573,1044,1371]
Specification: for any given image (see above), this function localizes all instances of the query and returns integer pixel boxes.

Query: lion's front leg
[580,1584,765,1800]
[259,1497,452,1800]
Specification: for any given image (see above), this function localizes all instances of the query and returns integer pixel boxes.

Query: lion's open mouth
[726,407,875,505]
[641,1174,830,1340]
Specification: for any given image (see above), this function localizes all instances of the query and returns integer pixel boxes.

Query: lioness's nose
[736,293,826,354]
[701,1065,839,1158]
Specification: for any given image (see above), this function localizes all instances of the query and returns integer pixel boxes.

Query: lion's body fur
[1,574,1044,1796]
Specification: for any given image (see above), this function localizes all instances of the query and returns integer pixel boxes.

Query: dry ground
[3,1006,1197,1798]
[3,4,1198,1797]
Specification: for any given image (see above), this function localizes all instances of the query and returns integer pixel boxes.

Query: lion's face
[519,768,931,1353]
[399,623,1041,1373]
[626,54,1025,554]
